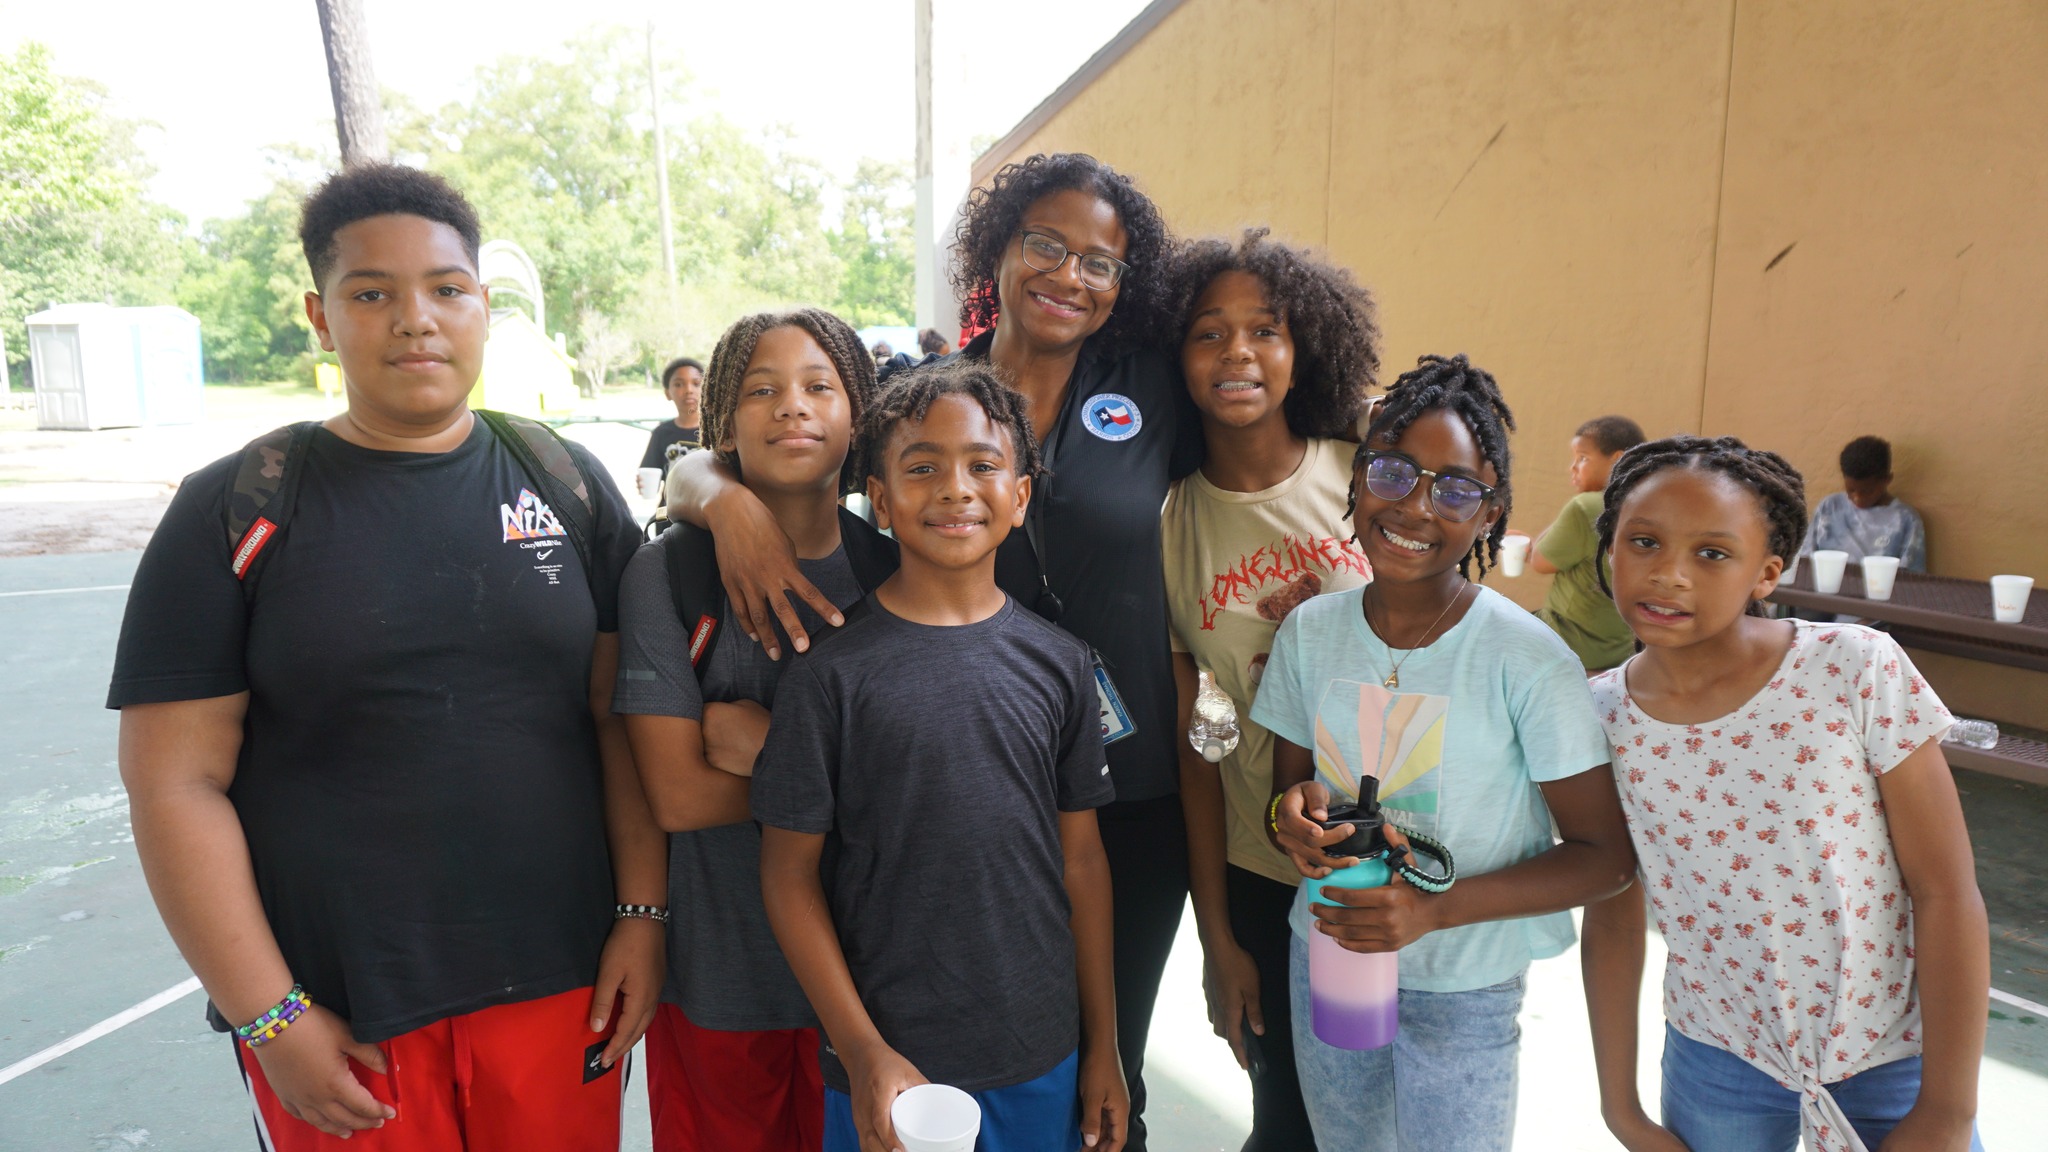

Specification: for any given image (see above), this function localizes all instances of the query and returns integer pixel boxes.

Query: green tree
[174,149,326,381]
[0,42,186,386]
[829,159,915,328]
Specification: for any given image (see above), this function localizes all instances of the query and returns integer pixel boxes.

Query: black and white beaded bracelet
[614,903,671,924]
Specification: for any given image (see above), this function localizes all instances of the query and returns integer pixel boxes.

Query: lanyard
[1022,371,1085,624]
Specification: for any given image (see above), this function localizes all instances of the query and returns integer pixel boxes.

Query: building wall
[983,0,2047,724]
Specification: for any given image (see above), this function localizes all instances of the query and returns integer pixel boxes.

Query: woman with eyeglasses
[665,151,1197,1151]
[1159,228,1381,1150]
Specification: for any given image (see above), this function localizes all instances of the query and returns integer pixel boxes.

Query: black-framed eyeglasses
[1018,231,1129,292]
[1357,449,1497,522]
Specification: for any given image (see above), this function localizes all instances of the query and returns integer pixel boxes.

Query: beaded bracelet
[1267,793,1285,837]
[236,984,311,1049]
[614,903,670,924]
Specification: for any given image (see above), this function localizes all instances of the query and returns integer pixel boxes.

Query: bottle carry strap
[1390,830,1457,894]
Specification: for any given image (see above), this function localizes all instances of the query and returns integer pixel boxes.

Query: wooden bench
[1766,565,2048,787]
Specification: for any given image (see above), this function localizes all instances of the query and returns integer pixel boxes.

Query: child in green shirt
[1509,415,1644,671]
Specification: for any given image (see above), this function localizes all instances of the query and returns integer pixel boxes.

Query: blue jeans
[824,1049,1081,1152]
[1660,1025,1985,1152]
[1289,932,1523,1152]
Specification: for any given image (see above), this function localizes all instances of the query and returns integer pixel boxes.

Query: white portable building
[27,304,204,431]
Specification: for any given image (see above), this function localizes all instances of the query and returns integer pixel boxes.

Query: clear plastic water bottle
[1188,669,1242,763]
[1943,719,2000,750]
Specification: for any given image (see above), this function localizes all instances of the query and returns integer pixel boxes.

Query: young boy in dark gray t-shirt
[754,364,1129,1152]
[613,309,885,1152]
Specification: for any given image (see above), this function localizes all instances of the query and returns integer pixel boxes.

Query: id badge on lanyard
[1093,649,1135,746]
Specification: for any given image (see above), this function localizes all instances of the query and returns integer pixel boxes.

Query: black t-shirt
[106,417,642,1042]
[954,331,1202,802]
[751,595,1114,1093]
[640,420,701,472]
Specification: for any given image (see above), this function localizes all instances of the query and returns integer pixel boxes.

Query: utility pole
[313,0,388,167]
[647,22,678,286]
[914,0,969,335]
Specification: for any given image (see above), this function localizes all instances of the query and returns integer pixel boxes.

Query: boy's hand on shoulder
[845,1041,925,1152]
[1274,782,1362,877]
[1310,825,1448,952]
[1079,1044,1129,1151]
[250,1003,397,1138]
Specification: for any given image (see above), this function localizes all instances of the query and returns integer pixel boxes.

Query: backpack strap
[659,520,728,673]
[476,409,597,586]
[836,505,900,595]
[225,421,322,593]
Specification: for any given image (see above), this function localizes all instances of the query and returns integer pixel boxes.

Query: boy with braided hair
[614,308,888,1152]
[756,363,1129,1152]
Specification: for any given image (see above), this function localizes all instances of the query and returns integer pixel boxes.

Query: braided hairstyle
[1594,435,1807,613]
[951,153,1174,358]
[1344,354,1516,580]
[1165,227,1382,438]
[856,361,1045,485]
[700,308,878,494]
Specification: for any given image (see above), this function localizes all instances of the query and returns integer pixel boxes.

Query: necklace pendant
[1383,671,1399,689]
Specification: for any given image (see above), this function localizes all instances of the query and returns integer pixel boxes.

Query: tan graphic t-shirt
[1162,437,1372,884]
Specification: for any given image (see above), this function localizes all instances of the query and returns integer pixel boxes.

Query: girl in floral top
[1581,435,1987,1152]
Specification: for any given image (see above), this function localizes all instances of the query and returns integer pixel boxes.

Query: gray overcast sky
[0,0,1153,225]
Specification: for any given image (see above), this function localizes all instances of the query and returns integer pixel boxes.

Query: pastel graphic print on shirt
[1312,679,1445,839]
[1590,623,1952,1152]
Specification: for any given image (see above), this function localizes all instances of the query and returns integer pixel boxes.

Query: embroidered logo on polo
[500,488,566,542]
[1081,393,1142,442]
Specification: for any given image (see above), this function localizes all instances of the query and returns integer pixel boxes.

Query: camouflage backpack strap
[225,421,322,590]
[475,409,597,586]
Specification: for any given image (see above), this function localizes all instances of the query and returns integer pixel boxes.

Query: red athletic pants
[236,987,623,1151]
[644,1003,823,1152]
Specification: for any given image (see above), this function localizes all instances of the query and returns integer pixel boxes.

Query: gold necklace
[1366,580,1468,689]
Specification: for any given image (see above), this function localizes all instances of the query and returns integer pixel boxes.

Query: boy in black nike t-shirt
[107,165,664,1152]
[755,363,1127,1152]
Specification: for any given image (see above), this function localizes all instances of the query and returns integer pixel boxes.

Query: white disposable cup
[635,467,663,500]
[1500,535,1531,578]
[891,1084,980,1152]
[1991,575,2035,624]
[1860,556,1901,601]
[1809,550,1849,595]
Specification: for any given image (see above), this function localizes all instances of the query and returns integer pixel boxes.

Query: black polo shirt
[954,330,1202,802]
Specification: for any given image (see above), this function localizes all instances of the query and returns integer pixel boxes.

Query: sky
[0,0,1156,226]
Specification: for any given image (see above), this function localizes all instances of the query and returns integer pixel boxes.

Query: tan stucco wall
[985,0,2046,725]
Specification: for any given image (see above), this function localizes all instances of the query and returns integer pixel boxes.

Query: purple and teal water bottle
[1299,777,1403,1050]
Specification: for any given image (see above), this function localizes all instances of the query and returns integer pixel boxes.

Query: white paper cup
[1860,556,1900,601]
[1809,550,1849,595]
[1500,535,1531,577]
[1991,575,2035,624]
[635,467,664,500]
[891,1084,980,1152]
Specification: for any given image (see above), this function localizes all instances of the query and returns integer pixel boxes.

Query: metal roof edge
[969,0,1191,185]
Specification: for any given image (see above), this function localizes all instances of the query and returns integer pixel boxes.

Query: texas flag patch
[1082,393,1142,442]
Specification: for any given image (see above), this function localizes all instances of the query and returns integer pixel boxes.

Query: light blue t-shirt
[1250,583,1610,993]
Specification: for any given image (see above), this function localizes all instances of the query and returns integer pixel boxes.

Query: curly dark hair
[1166,227,1380,438]
[1594,435,1807,614]
[950,153,1174,358]
[299,163,481,291]
[1345,354,1516,580]
[700,309,878,494]
[1839,435,1891,480]
[856,361,1044,484]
